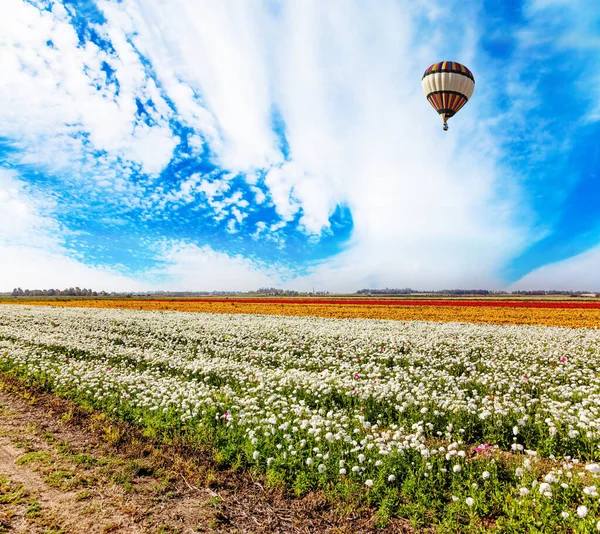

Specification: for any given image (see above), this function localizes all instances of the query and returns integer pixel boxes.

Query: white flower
[519,487,530,496]
[365,479,373,488]
[482,471,490,479]
[513,426,519,436]
[339,468,347,475]
[586,463,600,474]
[577,505,588,518]
[453,465,462,473]
[465,497,475,507]
[561,511,569,519]
[318,464,326,473]
[306,458,313,466]
[515,468,524,478]
[358,454,366,463]
[538,482,552,495]
[388,475,395,482]
[252,451,259,460]
[451,495,459,502]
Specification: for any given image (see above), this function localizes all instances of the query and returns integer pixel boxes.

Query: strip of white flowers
[1,304,600,526]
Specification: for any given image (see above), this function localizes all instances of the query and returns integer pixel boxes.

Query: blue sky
[1,0,599,292]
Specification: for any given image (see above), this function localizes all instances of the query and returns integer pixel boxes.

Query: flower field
[2,304,600,531]
[8,297,600,328]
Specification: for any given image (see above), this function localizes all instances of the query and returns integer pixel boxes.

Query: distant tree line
[356,288,515,296]
[10,287,103,297]
[256,287,301,296]
[510,290,596,296]
[356,288,498,295]
[357,288,417,295]
[4,287,598,298]
[357,288,599,296]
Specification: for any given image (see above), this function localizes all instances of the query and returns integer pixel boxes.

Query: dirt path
[0,436,147,533]
[0,376,416,533]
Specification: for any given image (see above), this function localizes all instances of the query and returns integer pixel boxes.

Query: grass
[0,475,28,505]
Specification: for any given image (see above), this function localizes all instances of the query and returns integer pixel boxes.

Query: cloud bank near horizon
[1,0,599,292]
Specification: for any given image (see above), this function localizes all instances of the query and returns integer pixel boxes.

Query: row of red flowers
[147,298,600,309]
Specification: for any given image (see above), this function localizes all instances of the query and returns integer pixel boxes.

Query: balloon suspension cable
[443,120,449,131]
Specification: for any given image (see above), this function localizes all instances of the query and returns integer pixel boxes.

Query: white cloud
[110,0,279,171]
[521,0,600,122]
[0,170,56,247]
[149,240,286,291]
[12,0,594,291]
[0,244,148,292]
[0,168,282,293]
[509,245,600,292]
[0,0,179,180]
[0,169,146,292]
[268,0,524,288]
[100,0,525,290]
[250,186,266,205]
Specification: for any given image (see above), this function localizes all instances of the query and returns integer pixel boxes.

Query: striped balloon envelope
[422,61,475,131]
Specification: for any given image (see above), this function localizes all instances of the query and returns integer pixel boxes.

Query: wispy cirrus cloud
[495,0,600,284]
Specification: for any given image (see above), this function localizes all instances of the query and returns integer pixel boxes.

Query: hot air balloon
[422,61,475,131]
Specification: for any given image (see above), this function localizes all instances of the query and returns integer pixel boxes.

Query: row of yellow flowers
[4,299,600,328]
